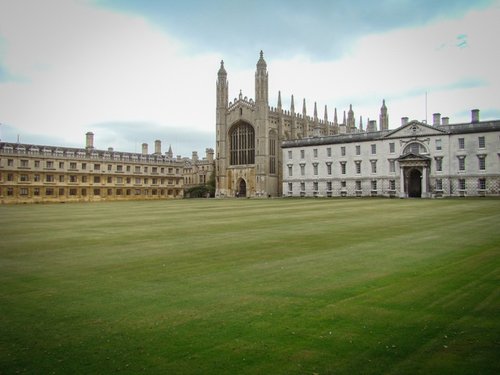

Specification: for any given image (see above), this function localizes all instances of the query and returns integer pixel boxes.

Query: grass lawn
[0,198,499,374]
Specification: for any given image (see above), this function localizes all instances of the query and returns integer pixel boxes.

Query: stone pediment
[385,120,447,139]
[397,152,431,162]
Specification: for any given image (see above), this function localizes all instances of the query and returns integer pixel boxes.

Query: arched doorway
[408,169,422,198]
[237,178,246,198]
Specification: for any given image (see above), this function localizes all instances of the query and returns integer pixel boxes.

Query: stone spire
[216,60,228,109]
[359,116,364,132]
[277,90,282,110]
[313,102,318,120]
[290,94,295,113]
[255,50,268,104]
[379,99,389,131]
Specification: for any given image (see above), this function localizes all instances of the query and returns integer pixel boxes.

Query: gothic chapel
[215,51,382,197]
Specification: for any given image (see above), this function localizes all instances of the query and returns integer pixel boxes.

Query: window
[313,181,318,191]
[355,145,361,155]
[34,174,40,182]
[313,163,318,175]
[107,176,112,183]
[94,164,100,171]
[288,150,292,159]
[45,188,54,196]
[371,144,376,155]
[34,160,40,168]
[20,174,29,182]
[389,160,395,173]
[20,159,29,167]
[327,147,332,157]
[46,175,54,182]
[478,178,486,190]
[435,139,442,151]
[340,162,346,175]
[70,162,77,169]
[300,182,305,191]
[7,173,14,181]
[341,146,346,156]
[459,178,466,190]
[389,180,396,190]
[82,176,88,183]
[341,180,346,188]
[269,131,277,174]
[82,163,86,170]
[478,136,485,148]
[326,181,332,191]
[59,175,64,182]
[313,149,318,158]
[355,180,361,191]
[70,175,77,183]
[389,142,395,154]
[458,157,465,171]
[436,179,443,190]
[371,180,377,191]
[371,160,377,174]
[94,176,101,183]
[288,182,293,192]
[300,149,305,159]
[59,162,64,169]
[288,165,293,177]
[326,163,332,175]
[34,188,40,196]
[94,188,101,196]
[404,142,425,155]
[7,159,14,166]
[108,164,112,171]
[46,161,54,169]
[229,122,255,165]
[355,161,361,174]
[70,189,77,196]
[478,156,486,171]
[435,157,443,172]
[458,138,465,149]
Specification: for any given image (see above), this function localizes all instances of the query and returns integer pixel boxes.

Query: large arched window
[403,142,428,155]
[229,122,255,165]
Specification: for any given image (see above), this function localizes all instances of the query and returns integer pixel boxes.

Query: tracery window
[403,142,427,155]
[230,122,255,165]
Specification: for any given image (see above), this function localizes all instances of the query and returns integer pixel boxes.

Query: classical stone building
[215,51,387,198]
[182,148,215,191]
[0,132,208,203]
[282,110,500,198]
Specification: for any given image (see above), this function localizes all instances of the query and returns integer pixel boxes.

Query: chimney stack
[154,140,161,155]
[433,113,441,126]
[442,117,449,125]
[85,132,94,150]
[142,143,148,155]
[471,109,480,123]
[206,148,214,163]
[401,117,409,126]
[192,151,198,162]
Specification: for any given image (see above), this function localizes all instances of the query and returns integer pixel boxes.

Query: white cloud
[0,0,498,155]
[0,0,218,153]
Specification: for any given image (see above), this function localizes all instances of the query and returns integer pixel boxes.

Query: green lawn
[0,198,499,374]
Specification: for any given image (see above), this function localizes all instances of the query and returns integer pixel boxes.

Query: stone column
[399,166,406,198]
[422,166,428,197]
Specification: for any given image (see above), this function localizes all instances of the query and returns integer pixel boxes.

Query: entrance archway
[237,178,246,198]
[408,169,422,198]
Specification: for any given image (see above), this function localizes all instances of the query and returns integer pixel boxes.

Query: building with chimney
[0,132,212,203]
[282,109,500,198]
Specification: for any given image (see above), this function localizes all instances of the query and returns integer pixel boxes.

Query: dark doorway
[238,179,246,197]
[408,169,422,198]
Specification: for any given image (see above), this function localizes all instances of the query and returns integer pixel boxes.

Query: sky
[0,0,499,157]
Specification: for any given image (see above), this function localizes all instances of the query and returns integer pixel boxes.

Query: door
[408,169,422,198]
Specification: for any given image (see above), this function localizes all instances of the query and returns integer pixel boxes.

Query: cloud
[0,0,217,155]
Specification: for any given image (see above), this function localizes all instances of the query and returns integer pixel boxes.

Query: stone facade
[0,132,211,204]
[282,111,500,198]
[216,51,389,198]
